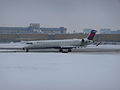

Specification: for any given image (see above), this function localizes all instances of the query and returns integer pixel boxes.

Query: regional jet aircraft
[22,30,97,53]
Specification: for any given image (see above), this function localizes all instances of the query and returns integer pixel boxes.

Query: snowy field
[0,53,120,90]
[0,43,120,53]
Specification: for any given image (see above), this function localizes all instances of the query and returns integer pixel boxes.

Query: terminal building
[40,27,67,34]
[100,29,111,34]
[0,23,67,34]
[0,24,120,42]
[100,29,120,34]
[0,27,34,34]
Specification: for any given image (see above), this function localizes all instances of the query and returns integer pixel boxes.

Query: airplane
[22,30,97,53]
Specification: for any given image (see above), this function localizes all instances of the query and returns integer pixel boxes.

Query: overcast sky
[0,0,120,32]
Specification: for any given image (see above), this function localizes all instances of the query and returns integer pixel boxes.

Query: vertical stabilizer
[87,30,97,40]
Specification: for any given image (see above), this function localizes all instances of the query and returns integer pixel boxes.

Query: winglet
[87,30,97,40]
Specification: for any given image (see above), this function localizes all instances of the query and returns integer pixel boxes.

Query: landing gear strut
[68,49,72,52]
[59,49,63,52]
[59,49,72,53]
[23,48,29,52]
[25,48,29,52]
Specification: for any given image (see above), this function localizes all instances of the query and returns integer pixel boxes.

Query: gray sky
[0,0,120,32]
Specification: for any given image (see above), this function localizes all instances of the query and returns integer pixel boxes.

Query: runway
[0,45,120,53]
[1,44,120,90]
[0,50,120,90]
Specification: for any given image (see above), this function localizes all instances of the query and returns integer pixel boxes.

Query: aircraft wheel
[68,49,72,52]
[62,51,68,53]
[62,49,68,53]
[25,48,29,52]
[59,49,63,52]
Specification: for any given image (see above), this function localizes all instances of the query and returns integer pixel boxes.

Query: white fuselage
[22,30,96,52]
[24,39,86,49]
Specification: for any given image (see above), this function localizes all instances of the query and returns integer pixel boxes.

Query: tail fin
[87,30,97,40]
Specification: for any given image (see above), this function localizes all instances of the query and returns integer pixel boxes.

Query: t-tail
[87,30,97,40]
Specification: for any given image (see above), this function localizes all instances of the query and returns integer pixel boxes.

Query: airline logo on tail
[87,30,97,40]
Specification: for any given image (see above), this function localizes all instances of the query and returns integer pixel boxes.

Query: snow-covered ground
[87,44,120,49]
[0,42,120,53]
[0,42,26,48]
[0,53,120,90]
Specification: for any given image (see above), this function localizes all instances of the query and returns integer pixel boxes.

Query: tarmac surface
[0,51,120,90]
[0,45,120,53]
[1,44,120,90]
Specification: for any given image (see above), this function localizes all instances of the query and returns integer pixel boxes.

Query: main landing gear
[23,48,29,52]
[59,49,72,53]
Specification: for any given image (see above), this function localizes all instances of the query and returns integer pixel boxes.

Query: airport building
[40,27,67,34]
[111,30,120,34]
[0,27,34,34]
[100,29,120,34]
[100,29,111,34]
[0,23,67,34]
[0,24,120,42]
